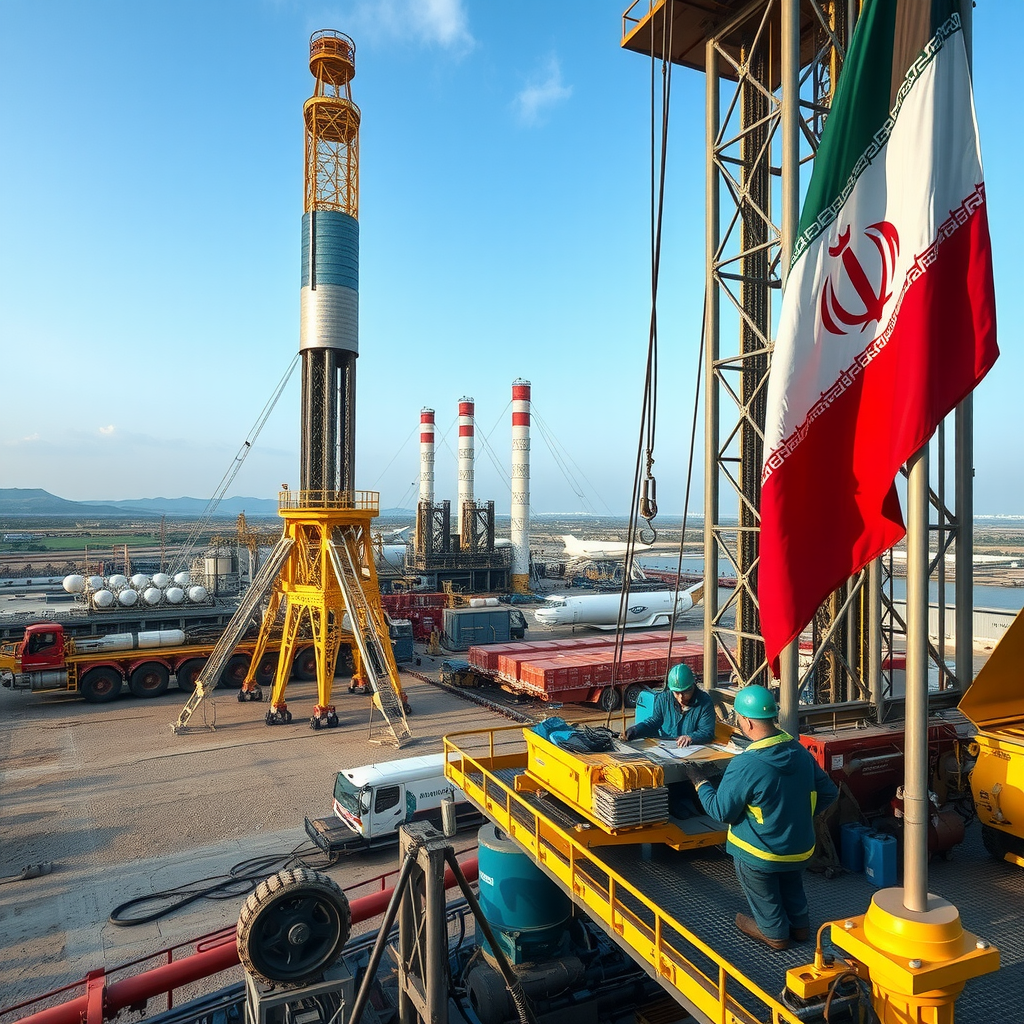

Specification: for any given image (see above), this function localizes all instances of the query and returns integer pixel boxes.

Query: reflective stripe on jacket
[695,731,838,872]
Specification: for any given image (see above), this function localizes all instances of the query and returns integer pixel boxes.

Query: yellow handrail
[443,726,805,1024]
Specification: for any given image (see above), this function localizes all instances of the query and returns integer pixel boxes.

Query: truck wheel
[219,654,249,689]
[254,652,278,687]
[292,647,317,681]
[129,662,169,698]
[598,686,622,712]
[624,683,647,709]
[176,658,207,691]
[80,668,122,703]
[237,868,350,985]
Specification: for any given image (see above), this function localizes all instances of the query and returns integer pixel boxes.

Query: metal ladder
[172,535,294,733]
[328,530,411,746]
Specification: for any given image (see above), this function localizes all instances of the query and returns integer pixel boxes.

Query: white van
[305,752,482,856]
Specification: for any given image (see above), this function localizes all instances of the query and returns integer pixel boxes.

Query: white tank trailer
[533,583,704,630]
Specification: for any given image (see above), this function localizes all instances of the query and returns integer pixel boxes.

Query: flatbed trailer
[463,632,731,710]
[0,621,322,702]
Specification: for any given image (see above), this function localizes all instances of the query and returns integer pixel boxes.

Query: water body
[639,554,1024,612]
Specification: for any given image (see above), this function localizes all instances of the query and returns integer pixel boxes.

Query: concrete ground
[0,662,505,1013]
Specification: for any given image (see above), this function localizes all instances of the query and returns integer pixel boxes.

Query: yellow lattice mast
[173,30,409,744]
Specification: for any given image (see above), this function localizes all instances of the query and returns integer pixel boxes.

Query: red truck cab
[17,623,66,671]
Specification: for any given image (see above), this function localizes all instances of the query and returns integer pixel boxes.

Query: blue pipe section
[301,211,358,290]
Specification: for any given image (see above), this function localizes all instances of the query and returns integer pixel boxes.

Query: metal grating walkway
[459,759,1020,1018]
[590,822,1020,1018]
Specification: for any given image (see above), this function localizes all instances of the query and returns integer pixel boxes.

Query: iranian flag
[759,0,998,674]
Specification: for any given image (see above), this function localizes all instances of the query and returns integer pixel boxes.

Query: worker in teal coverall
[686,685,838,951]
[622,663,716,746]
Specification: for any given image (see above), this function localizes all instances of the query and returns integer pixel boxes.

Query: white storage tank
[63,575,86,594]
[92,590,115,608]
[143,587,163,605]
[173,572,190,586]
[188,585,208,603]
[165,587,185,604]
[87,576,105,591]
[152,572,171,588]
[108,574,128,589]
[118,589,139,606]
[130,573,150,589]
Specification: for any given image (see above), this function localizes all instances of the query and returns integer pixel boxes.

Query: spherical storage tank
[87,576,105,591]
[92,590,115,608]
[152,573,171,588]
[143,587,163,606]
[165,587,185,604]
[188,585,208,603]
[118,589,139,606]
[173,572,190,587]
[475,823,571,965]
[130,573,150,589]
[108,574,128,589]
[63,575,86,594]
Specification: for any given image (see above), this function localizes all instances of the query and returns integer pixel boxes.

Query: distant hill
[0,489,277,518]
[89,496,279,516]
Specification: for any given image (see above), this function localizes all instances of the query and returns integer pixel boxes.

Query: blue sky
[1,1,1020,516]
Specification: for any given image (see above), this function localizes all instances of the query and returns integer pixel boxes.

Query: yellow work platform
[444,724,1013,1024]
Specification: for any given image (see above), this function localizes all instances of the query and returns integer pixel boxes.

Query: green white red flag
[759,0,998,674]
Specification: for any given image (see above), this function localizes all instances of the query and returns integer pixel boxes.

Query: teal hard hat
[734,684,778,720]
[667,663,696,693]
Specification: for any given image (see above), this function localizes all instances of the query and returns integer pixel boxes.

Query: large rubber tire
[219,654,250,689]
[176,658,207,692]
[80,667,122,703]
[598,686,622,712]
[129,662,169,698]
[237,868,351,985]
[254,652,278,687]
[292,647,317,681]
[624,683,647,709]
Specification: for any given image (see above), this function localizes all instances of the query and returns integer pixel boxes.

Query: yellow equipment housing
[960,606,1024,866]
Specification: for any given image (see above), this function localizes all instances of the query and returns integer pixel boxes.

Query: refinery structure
[3,5,1023,1024]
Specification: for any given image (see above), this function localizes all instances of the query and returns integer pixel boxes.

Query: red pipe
[15,857,478,1024]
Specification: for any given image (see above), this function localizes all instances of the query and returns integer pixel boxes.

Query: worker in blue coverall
[622,664,716,819]
[685,684,838,951]
[621,663,716,746]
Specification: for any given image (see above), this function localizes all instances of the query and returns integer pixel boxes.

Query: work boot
[790,926,810,942]
[735,913,791,951]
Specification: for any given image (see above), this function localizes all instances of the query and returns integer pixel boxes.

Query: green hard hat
[667,663,696,693]
[734,684,778,720]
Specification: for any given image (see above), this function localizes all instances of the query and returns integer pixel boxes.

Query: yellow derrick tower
[174,31,410,745]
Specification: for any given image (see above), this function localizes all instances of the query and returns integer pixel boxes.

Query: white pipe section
[511,379,531,591]
[457,397,475,537]
[419,407,435,506]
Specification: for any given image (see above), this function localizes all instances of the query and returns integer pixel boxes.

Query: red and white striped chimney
[511,379,531,592]
[419,407,435,506]
[457,397,475,537]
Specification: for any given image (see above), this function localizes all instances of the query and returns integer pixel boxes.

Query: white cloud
[513,55,572,126]
[21,433,40,442]
[98,425,116,436]
[351,0,474,52]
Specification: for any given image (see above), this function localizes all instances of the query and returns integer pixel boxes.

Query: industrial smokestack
[457,397,475,537]
[419,407,435,506]
[511,380,531,593]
